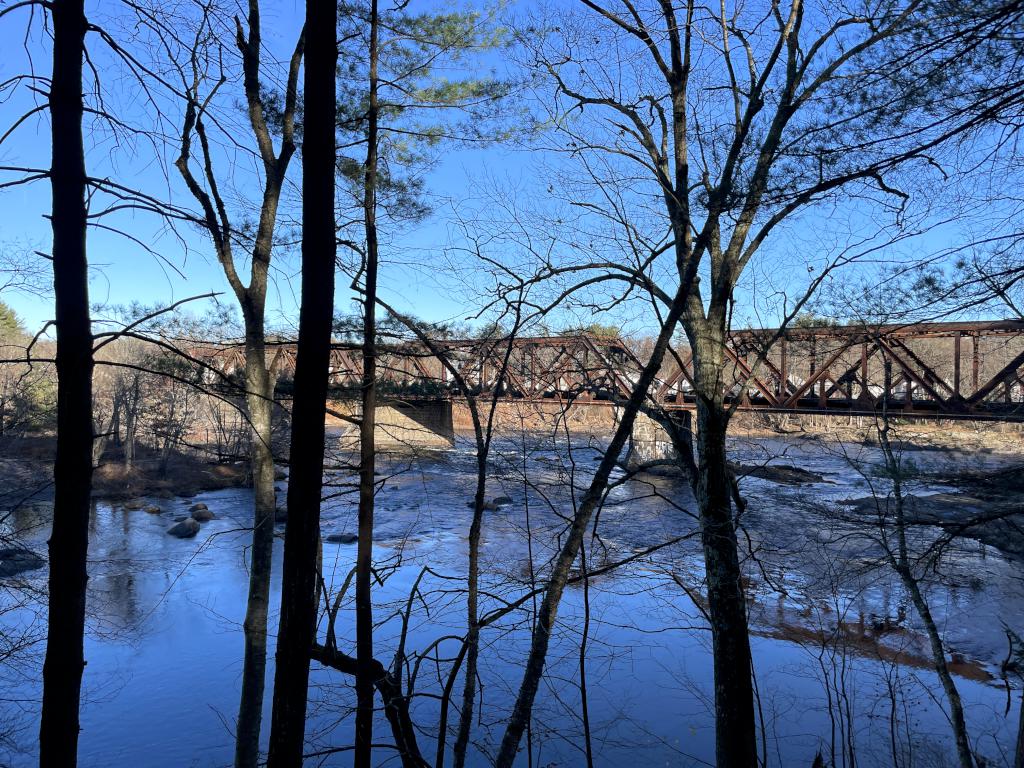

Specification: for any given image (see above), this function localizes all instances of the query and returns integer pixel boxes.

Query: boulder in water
[167,518,200,538]
[189,502,208,513]
[325,532,358,545]
[144,505,161,514]
[492,496,513,506]
[275,506,288,523]
[191,507,215,522]
[730,462,825,485]
[0,547,45,578]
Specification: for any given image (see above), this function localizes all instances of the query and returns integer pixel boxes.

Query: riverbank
[0,435,249,506]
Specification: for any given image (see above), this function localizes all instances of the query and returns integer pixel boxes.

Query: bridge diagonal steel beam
[967,345,1024,405]
[886,337,959,399]
[823,345,879,400]
[655,359,695,401]
[722,345,780,407]
[874,337,964,412]
[580,335,638,399]
[781,340,861,408]
[727,335,799,398]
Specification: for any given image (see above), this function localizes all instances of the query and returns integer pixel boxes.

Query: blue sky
[0,0,1004,340]
[0,0,513,336]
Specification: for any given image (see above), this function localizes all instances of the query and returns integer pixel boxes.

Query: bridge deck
[194,320,1024,421]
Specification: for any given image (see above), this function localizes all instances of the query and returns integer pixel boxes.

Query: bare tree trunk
[693,396,758,768]
[877,409,974,768]
[578,539,594,768]
[684,315,759,768]
[39,0,93,764]
[1015,693,1024,768]
[494,290,688,768]
[452,451,487,768]
[355,1,380,760]
[266,0,336,760]
[899,569,973,768]
[165,4,303,763]
[124,382,137,469]
[672,311,760,768]
[234,339,276,768]
[374,301,520,768]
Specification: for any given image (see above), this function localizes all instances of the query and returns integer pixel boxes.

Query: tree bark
[452,450,487,768]
[234,338,277,768]
[265,0,336,760]
[693,398,758,768]
[687,318,759,768]
[39,0,93,764]
[355,0,380,760]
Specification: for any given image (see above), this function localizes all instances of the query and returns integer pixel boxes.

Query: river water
[2,432,1023,767]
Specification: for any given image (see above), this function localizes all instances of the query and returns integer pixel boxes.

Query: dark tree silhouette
[266,0,337,762]
[38,0,94,765]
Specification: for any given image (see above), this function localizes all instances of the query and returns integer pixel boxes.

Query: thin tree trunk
[234,341,276,768]
[167,4,302,763]
[375,300,518,768]
[39,0,93,763]
[1014,691,1024,768]
[899,570,973,768]
[579,539,594,768]
[124,385,136,469]
[494,289,687,768]
[266,0,336,759]
[452,451,487,768]
[878,410,973,768]
[355,0,380,760]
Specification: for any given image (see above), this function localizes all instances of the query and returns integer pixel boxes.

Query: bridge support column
[326,400,455,449]
[625,410,692,469]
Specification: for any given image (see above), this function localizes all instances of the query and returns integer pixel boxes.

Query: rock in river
[167,518,201,538]
[729,462,825,485]
[325,532,359,545]
[191,507,215,522]
[492,496,513,506]
[145,505,161,514]
[0,547,45,578]
[189,502,208,513]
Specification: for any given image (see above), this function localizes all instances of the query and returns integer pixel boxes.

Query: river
[1,431,1022,766]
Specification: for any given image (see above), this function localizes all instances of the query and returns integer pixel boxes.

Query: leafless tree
[266,0,336,761]
[480,2,1024,765]
[32,0,94,763]
[126,1,304,763]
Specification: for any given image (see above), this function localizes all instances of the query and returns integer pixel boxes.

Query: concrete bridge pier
[625,410,693,470]
[326,399,455,449]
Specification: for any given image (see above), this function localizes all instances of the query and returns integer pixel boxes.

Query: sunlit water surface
[2,433,1022,767]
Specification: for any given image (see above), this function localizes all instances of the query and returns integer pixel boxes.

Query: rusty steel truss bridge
[195,319,1024,421]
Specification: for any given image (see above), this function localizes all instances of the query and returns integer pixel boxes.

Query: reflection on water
[1,433,1022,766]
